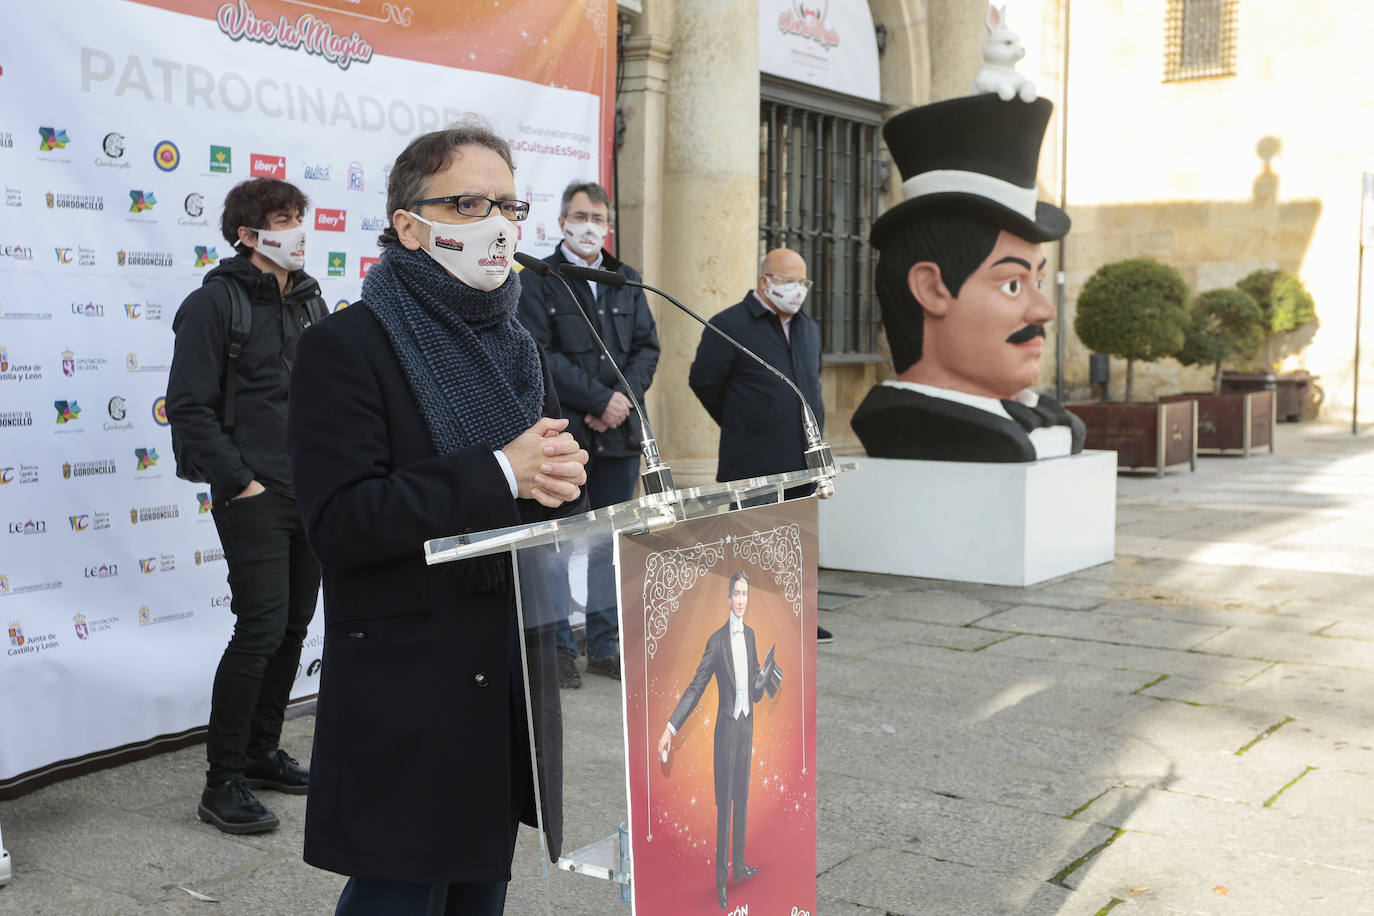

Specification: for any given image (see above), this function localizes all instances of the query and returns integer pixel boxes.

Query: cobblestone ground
[1,422,1372,915]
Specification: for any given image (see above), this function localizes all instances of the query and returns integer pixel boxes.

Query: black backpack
[171,275,329,483]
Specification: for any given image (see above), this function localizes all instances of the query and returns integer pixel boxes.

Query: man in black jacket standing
[167,178,323,834]
[689,248,832,642]
[517,181,659,685]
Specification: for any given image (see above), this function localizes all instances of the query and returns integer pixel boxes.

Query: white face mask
[408,211,514,291]
[765,278,808,315]
[252,226,306,271]
[562,219,607,258]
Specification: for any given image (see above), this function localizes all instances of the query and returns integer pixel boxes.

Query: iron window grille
[1164,0,1238,82]
[760,77,888,359]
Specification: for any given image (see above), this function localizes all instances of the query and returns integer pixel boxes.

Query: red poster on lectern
[618,499,819,916]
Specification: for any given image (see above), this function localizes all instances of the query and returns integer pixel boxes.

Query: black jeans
[206,488,320,782]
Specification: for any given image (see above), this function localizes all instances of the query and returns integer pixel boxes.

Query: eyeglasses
[412,194,530,221]
[764,273,813,289]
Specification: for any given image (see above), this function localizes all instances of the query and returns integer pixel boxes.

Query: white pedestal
[820,451,1117,586]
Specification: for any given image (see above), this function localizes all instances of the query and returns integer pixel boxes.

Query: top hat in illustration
[870,94,1070,247]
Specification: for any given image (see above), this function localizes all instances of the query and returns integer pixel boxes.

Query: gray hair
[379,117,515,248]
[559,180,613,221]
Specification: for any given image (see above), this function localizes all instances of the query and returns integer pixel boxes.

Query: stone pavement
[2,422,1373,915]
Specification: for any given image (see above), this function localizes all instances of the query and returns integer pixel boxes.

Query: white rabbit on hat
[972,3,1038,103]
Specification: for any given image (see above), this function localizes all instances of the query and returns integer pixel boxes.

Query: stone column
[653,0,760,486]
[926,0,987,101]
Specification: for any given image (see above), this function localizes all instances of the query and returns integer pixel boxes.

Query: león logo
[39,127,69,151]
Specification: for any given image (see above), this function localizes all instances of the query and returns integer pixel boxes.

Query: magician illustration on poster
[619,498,819,915]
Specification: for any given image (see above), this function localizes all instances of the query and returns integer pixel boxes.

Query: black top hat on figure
[869,94,1070,248]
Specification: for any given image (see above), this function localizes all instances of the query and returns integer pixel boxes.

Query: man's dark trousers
[206,489,320,781]
[553,454,639,660]
[715,711,754,887]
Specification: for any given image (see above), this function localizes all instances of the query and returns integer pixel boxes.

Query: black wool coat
[688,292,825,483]
[286,302,577,885]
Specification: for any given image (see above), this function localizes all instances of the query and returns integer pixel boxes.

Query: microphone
[514,251,675,497]
[556,262,835,495]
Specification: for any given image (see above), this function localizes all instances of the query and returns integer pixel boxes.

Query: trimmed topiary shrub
[1073,257,1189,402]
[1177,288,1266,393]
[1235,269,1316,366]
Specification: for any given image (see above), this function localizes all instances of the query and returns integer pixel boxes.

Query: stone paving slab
[1140,662,1374,719]
[1191,626,1374,668]
[839,589,1012,626]
[978,604,1228,650]
[983,634,1274,682]
[1087,599,1333,635]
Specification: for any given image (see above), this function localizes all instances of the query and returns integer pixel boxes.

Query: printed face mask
[408,211,514,291]
[562,219,607,257]
[253,226,307,271]
[765,278,808,315]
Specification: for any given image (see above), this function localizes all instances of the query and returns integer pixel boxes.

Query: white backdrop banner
[0,0,612,791]
[759,0,881,101]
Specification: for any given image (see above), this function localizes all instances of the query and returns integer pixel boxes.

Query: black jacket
[688,292,825,482]
[850,385,1086,462]
[167,255,322,503]
[287,303,579,884]
[516,247,659,458]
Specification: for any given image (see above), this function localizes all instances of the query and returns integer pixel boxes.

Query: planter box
[1066,400,1197,476]
[1220,371,1318,422]
[1159,390,1275,456]
[818,451,1117,586]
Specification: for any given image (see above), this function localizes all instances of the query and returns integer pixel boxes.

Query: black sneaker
[817,625,834,644]
[198,777,279,834]
[586,655,622,680]
[244,749,309,795]
[558,651,582,689]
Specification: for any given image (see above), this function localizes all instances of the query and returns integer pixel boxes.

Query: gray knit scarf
[363,244,544,455]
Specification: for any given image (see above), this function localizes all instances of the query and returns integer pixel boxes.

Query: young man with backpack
[167,178,327,834]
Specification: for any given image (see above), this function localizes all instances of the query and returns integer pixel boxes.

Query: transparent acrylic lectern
[423,464,845,915]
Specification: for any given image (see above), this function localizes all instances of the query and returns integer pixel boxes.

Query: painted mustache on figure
[1006,325,1046,345]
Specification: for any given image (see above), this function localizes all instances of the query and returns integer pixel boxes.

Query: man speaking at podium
[287,121,588,916]
[657,570,781,910]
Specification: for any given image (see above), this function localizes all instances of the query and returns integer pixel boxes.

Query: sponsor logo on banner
[194,246,219,268]
[130,503,179,524]
[303,163,331,181]
[348,162,363,190]
[71,302,105,318]
[118,249,175,267]
[197,492,213,514]
[360,256,378,277]
[124,302,163,320]
[98,132,130,169]
[56,246,97,266]
[315,208,345,231]
[777,2,841,49]
[0,410,33,428]
[210,145,232,173]
[61,348,108,376]
[327,252,345,276]
[211,593,232,607]
[4,187,20,207]
[215,0,376,71]
[62,458,116,478]
[0,348,42,382]
[128,190,157,213]
[0,131,13,149]
[138,604,194,626]
[84,562,120,579]
[135,447,158,470]
[7,519,46,535]
[47,191,105,211]
[251,153,286,178]
[0,304,51,320]
[7,620,21,647]
[72,612,119,640]
[105,396,133,431]
[333,299,350,312]
[68,511,110,531]
[153,139,180,171]
[137,554,175,574]
[180,193,208,226]
[0,464,39,485]
[126,353,170,373]
[39,127,70,151]
[195,546,226,565]
[0,243,33,260]
[152,396,168,426]
[54,400,81,424]
[73,613,88,640]
[359,215,387,231]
